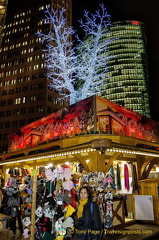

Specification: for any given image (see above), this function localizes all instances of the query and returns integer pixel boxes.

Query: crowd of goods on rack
[0,162,137,239]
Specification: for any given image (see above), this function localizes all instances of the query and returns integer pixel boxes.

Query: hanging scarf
[116,164,121,190]
[77,198,88,218]
[124,164,130,191]
[132,164,138,193]
[110,165,116,189]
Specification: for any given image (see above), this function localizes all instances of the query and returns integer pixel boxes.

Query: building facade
[0,0,72,153]
[0,0,8,45]
[100,20,150,118]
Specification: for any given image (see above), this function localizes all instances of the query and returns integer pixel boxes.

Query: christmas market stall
[0,95,159,239]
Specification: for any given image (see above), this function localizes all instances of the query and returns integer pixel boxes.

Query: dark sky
[72,0,159,122]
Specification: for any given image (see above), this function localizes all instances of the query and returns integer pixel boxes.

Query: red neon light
[131,20,140,25]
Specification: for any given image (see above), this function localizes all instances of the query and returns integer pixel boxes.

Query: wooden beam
[73,153,90,172]
[143,158,159,179]
[105,152,122,172]
[30,167,37,240]
[138,156,156,179]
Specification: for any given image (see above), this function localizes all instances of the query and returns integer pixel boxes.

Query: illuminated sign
[131,20,140,25]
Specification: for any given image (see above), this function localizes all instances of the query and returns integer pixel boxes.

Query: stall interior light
[48,163,53,167]
[107,148,159,157]
[1,147,159,166]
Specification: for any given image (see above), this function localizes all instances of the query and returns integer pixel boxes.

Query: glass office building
[100,20,150,118]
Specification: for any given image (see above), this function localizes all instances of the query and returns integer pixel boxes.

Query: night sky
[72,0,159,122]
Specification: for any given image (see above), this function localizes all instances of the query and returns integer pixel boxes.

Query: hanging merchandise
[63,180,73,197]
[110,165,116,189]
[34,229,43,240]
[124,164,130,191]
[104,172,114,189]
[80,171,114,229]
[80,173,89,185]
[132,164,139,193]
[23,228,31,238]
[104,173,113,229]
[116,164,122,190]
[35,206,43,218]
[1,182,24,237]
[98,172,105,190]
[34,164,79,240]
[22,216,31,227]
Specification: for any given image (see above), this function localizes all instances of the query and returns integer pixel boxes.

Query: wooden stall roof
[0,134,159,178]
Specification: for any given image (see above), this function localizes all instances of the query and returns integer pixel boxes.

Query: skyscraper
[0,0,72,153]
[0,0,8,45]
[100,20,150,118]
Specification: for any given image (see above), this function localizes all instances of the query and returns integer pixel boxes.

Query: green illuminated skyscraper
[100,20,150,118]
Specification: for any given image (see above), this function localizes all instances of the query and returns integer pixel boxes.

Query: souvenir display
[0,161,137,239]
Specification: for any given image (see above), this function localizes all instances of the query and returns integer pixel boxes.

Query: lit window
[4,81,9,86]
[23,97,27,103]
[11,79,16,85]
[28,48,33,53]
[30,96,36,101]
[14,109,20,115]
[37,105,43,112]
[33,64,39,70]
[15,98,21,104]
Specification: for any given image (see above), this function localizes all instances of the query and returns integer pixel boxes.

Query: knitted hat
[24,205,32,216]
[12,186,19,195]
[56,192,63,205]
[45,169,54,181]
[63,180,73,192]
[26,186,33,195]
[57,166,64,180]
[55,219,63,233]
[55,206,64,220]
[37,185,45,195]
[63,217,74,229]
[63,168,71,180]
[23,228,31,238]
[36,195,44,205]
[81,173,89,185]
[22,216,31,227]
[9,178,17,186]
[25,175,33,186]
[63,191,71,205]
[34,229,43,240]
[35,206,43,218]
[5,187,13,196]
[38,178,45,186]
[24,195,32,204]
[43,204,55,218]
[88,177,97,187]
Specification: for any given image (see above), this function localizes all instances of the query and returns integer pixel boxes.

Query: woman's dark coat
[74,200,102,240]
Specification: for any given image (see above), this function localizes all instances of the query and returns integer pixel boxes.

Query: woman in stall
[74,186,102,240]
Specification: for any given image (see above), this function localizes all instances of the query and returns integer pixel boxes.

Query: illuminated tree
[75,4,112,100]
[38,4,112,104]
[37,7,77,104]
